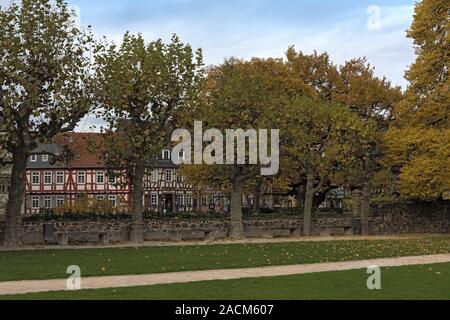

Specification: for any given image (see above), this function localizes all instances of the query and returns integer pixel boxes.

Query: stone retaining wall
[0,202,448,245]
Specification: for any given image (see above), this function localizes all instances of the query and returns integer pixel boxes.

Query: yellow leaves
[384,127,450,199]
[386,2,450,200]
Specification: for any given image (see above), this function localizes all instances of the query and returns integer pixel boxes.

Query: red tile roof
[53,133,106,168]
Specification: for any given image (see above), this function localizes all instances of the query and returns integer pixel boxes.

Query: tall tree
[333,58,402,234]
[279,96,369,236]
[181,58,294,239]
[0,0,95,247]
[384,0,449,200]
[94,33,204,243]
[284,48,341,210]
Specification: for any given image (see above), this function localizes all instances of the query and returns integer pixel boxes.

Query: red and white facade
[24,133,224,215]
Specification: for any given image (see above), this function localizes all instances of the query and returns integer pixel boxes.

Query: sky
[1,0,418,131]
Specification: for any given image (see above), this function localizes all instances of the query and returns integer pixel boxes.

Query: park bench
[55,231,109,246]
[319,225,354,236]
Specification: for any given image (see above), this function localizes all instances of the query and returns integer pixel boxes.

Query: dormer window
[30,155,37,162]
[162,150,171,160]
[42,155,49,162]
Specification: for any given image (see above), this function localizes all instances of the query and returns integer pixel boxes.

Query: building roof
[53,133,106,169]
[27,133,105,169]
[28,132,180,170]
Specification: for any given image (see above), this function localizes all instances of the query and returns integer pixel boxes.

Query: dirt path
[1,254,450,296]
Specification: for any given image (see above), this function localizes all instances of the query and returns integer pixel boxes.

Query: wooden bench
[55,231,109,246]
[319,226,354,236]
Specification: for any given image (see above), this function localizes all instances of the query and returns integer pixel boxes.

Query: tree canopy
[0,0,95,247]
[93,32,204,242]
[384,0,449,200]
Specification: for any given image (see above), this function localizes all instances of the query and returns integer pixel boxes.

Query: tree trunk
[130,160,145,243]
[252,185,260,216]
[303,172,315,237]
[361,184,371,236]
[4,148,28,248]
[230,182,244,239]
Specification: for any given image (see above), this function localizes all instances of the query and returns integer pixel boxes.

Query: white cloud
[0,0,16,8]
[378,5,414,30]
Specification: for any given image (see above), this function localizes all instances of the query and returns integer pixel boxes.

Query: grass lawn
[2,263,449,300]
[1,237,449,282]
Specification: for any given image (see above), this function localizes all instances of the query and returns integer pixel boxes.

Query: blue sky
[64,0,416,87]
[1,0,418,131]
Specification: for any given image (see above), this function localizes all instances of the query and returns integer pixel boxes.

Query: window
[56,172,65,185]
[186,194,193,207]
[150,170,158,182]
[43,196,51,209]
[30,155,37,162]
[165,170,173,182]
[44,172,52,185]
[162,150,171,160]
[77,171,86,184]
[32,172,40,185]
[177,194,185,206]
[96,195,106,201]
[109,195,117,208]
[96,171,105,184]
[42,155,49,162]
[151,194,158,207]
[176,171,183,182]
[31,196,40,209]
[56,196,65,207]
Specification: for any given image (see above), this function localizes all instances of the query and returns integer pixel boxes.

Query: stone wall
[369,202,450,234]
[0,202,448,245]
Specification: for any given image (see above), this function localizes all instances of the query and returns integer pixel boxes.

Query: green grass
[2,263,450,300]
[1,237,449,282]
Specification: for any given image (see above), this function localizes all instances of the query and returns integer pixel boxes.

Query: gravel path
[1,254,450,296]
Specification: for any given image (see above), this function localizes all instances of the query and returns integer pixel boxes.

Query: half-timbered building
[0,119,11,216]
[143,155,225,214]
[0,163,10,216]
[25,133,131,215]
[24,133,225,215]
[23,132,299,216]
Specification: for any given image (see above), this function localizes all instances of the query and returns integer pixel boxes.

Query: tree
[280,96,368,236]
[0,0,95,247]
[181,58,293,239]
[287,48,402,235]
[384,0,449,200]
[94,33,204,243]
[333,58,402,234]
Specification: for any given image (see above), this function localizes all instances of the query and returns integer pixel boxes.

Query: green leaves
[0,0,95,152]
[92,32,204,182]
